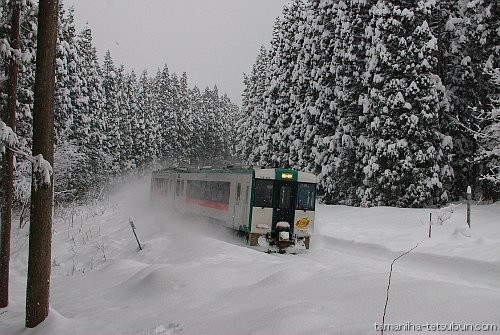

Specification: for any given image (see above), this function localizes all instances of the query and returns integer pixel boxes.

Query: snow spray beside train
[150,167,317,252]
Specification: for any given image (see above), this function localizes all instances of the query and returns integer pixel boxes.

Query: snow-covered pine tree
[54,3,76,143]
[475,12,500,200]
[308,0,341,203]
[332,0,372,205]
[121,70,139,172]
[77,25,109,192]
[200,86,220,163]
[237,46,270,166]
[360,0,453,207]
[156,64,175,163]
[312,0,372,205]
[64,7,85,140]
[187,85,205,165]
[54,5,89,200]
[218,93,239,162]
[1,0,37,143]
[266,1,307,168]
[150,68,165,164]
[235,73,252,163]
[114,66,135,173]
[176,72,194,165]
[130,71,148,172]
[286,0,318,172]
[476,67,499,200]
[169,73,183,164]
[102,50,121,175]
[438,0,499,199]
[138,70,160,170]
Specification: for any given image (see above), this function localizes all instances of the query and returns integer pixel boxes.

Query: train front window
[278,185,292,209]
[296,183,316,210]
[254,179,274,207]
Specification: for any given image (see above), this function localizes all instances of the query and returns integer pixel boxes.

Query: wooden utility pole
[25,0,59,328]
[0,1,21,308]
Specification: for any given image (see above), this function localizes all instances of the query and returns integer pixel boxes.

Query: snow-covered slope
[1,180,499,334]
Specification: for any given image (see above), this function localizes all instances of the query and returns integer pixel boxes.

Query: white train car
[150,167,317,252]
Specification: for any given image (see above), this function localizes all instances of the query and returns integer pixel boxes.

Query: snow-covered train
[150,167,317,252]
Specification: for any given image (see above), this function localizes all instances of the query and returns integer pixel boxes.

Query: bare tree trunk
[0,1,21,309]
[25,0,59,328]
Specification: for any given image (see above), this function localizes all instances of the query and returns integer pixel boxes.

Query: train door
[232,182,243,229]
[272,180,297,234]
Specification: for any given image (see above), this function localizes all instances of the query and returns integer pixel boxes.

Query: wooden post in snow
[428,213,432,238]
[466,186,471,229]
[129,217,143,250]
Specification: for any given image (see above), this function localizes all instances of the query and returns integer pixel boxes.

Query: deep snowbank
[1,179,499,334]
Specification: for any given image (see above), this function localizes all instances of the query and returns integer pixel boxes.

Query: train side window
[218,182,224,202]
[176,179,181,196]
[187,180,197,199]
[153,179,157,191]
[296,183,316,210]
[185,179,229,203]
[163,180,168,194]
[236,183,241,205]
[254,179,274,208]
[214,182,221,202]
[222,182,230,204]
[186,180,191,197]
[212,181,230,204]
[202,181,207,200]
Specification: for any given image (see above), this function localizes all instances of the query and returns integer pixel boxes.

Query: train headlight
[279,231,290,241]
[281,173,293,179]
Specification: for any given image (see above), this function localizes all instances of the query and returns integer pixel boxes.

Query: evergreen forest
[1,2,239,204]
[237,0,499,207]
[1,0,499,207]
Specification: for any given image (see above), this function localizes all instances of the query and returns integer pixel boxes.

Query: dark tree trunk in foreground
[25,0,59,328]
[0,1,21,309]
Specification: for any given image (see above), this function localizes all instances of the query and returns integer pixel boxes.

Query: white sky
[64,0,288,105]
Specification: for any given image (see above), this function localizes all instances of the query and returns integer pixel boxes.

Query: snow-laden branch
[451,115,499,140]
[1,118,53,187]
[0,38,32,65]
[0,119,19,152]
[32,154,53,187]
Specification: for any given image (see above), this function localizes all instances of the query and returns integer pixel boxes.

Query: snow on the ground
[1,179,499,335]
[317,202,500,262]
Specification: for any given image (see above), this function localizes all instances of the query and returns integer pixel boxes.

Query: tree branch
[1,119,53,186]
[381,243,419,335]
